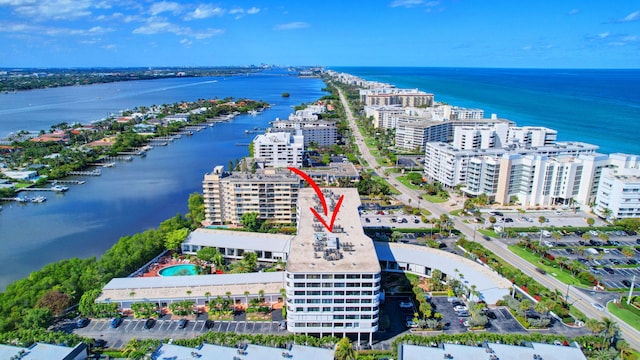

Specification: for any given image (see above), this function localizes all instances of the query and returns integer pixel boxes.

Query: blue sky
[0,0,638,68]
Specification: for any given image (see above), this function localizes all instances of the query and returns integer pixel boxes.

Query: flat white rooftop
[287,188,380,273]
[97,272,284,303]
[152,342,334,360]
[400,342,586,360]
[183,228,292,254]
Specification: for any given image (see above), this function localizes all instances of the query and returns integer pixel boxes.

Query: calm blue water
[331,67,640,155]
[0,70,326,290]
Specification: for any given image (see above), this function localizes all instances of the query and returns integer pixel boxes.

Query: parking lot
[72,315,287,349]
[360,209,431,230]
[517,230,640,290]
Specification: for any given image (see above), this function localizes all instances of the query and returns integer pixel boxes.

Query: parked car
[177,318,188,329]
[543,240,553,247]
[93,339,107,348]
[622,280,632,287]
[399,301,413,309]
[279,320,287,330]
[457,310,471,317]
[504,218,514,223]
[453,305,468,312]
[603,267,615,274]
[485,311,497,320]
[144,318,155,329]
[406,320,419,328]
[205,320,215,329]
[592,303,605,311]
[364,218,370,223]
[110,317,122,328]
[77,318,89,328]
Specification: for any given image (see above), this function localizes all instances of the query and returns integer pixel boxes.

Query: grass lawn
[396,175,422,190]
[478,229,498,238]
[508,245,589,287]
[608,300,640,332]
[424,194,448,203]
[450,209,464,216]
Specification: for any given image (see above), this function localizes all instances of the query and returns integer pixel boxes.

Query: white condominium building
[202,166,301,225]
[285,188,381,345]
[395,119,451,152]
[452,125,556,150]
[594,154,640,219]
[424,141,599,189]
[359,88,434,108]
[253,132,304,168]
[271,119,337,147]
[363,105,405,129]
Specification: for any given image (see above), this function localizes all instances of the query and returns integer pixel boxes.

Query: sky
[0,0,638,68]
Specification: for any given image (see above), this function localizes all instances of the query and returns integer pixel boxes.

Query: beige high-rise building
[203,166,301,226]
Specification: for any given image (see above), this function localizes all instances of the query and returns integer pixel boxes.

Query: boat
[30,195,46,203]
[51,184,69,192]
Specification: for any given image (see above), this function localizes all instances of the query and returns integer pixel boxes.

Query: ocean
[331,67,640,156]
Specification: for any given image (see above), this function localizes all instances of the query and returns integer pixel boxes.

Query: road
[336,87,640,349]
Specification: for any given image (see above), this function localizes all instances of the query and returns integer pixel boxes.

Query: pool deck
[137,255,210,278]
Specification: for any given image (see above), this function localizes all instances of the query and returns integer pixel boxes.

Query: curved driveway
[336,87,640,349]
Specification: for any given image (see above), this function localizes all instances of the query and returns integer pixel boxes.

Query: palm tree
[617,340,632,360]
[552,231,562,246]
[600,317,619,347]
[585,318,605,336]
[537,216,546,246]
[334,337,356,360]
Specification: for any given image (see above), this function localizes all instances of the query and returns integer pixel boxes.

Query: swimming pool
[158,264,198,276]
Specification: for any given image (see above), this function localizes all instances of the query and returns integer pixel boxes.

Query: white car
[399,301,413,309]
[543,240,553,247]
[406,320,419,328]
[453,305,468,312]
[591,303,605,311]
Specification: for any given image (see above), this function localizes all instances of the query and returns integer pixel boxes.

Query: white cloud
[390,0,423,8]
[522,45,532,51]
[618,10,640,22]
[133,18,224,39]
[0,21,113,36]
[568,9,580,16]
[247,7,259,15]
[598,32,610,39]
[273,21,309,30]
[102,44,117,50]
[389,0,439,8]
[11,0,94,20]
[149,1,182,16]
[185,4,225,20]
[180,38,192,47]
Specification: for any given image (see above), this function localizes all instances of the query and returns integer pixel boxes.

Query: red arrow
[288,167,344,232]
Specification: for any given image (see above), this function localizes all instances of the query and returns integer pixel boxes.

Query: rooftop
[96,272,285,303]
[286,188,380,273]
[183,228,293,254]
[400,342,586,360]
[153,342,334,360]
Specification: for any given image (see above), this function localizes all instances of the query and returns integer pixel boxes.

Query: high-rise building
[253,132,304,168]
[284,188,381,345]
[202,166,301,225]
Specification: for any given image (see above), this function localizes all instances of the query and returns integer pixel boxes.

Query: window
[333,315,344,320]
[294,274,305,279]
[322,274,333,279]
[322,291,332,296]
[307,274,320,279]
[323,307,331,312]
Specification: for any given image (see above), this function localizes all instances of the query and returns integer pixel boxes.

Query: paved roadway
[336,87,640,349]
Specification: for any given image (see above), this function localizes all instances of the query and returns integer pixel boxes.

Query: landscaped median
[507,244,593,287]
[608,298,640,332]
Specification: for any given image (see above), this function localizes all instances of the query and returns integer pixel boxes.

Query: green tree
[187,192,205,228]
[165,228,189,251]
[21,308,53,329]
[240,212,264,232]
[334,337,356,360]
[197,247,221,263]
[586,217,595,227]
[35,289,72,316]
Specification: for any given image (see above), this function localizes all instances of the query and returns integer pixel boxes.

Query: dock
[68,169,101,176]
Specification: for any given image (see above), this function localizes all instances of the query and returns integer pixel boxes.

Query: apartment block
[395,119,451,151]
[285,188,381,344]
[359,88,434,108]
[271,119,337,147]
[594,154,640,219]
[253,132,304,168]
[202,166,301,225]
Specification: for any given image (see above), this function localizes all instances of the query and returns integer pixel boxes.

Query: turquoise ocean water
[331,67,640,155]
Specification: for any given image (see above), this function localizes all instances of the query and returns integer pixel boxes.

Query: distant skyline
[0,0,638,69]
